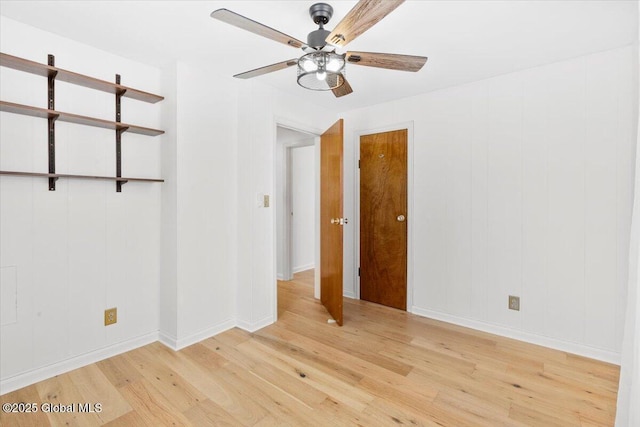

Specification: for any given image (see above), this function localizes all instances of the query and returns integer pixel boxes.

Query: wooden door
[360,129,407,310]
[320,119,344,325]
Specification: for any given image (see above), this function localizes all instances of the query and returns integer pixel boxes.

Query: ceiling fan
[210,0,427,98]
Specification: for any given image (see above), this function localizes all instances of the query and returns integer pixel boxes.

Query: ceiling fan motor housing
[309,3,333,25]
[307,3,333,48]
[307,28,331,49]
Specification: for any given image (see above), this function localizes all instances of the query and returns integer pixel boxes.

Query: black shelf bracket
[115,128,128,192]
[47,54,58,191]
[115,74,127,192]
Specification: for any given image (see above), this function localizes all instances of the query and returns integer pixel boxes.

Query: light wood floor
[1,269,619,426]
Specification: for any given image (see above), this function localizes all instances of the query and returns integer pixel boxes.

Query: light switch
[263,195,270,207]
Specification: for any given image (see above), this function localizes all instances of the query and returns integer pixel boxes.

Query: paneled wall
[343,45,637,362]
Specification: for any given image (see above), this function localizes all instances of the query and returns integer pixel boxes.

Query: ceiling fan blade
[331,77,353,98]
[211,9,305,49]
[326,0,404,47]
[233,59,298,79]
[345,51,427,72]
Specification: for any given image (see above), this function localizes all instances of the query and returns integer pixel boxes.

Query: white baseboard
[236,315,274,333]
[158,331,178,349]
[0,331,159,395]
[292,263,314,273]
[410,306,621,365]
[159,319,236,351]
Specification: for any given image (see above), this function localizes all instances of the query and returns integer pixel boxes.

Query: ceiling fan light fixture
[297,52,345,91]
[302,59,318,72]
[326,56,343,72]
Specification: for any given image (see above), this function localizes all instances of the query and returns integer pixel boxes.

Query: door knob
[397,215,405,222]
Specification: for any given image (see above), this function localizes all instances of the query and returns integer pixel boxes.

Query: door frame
[354,122,415,311]
[273,117,323,320]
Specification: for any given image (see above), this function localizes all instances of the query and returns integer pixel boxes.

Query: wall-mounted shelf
[0,52,164,192]
[0,101,164,136]
[0,171,164,183]
[0,53,164,104]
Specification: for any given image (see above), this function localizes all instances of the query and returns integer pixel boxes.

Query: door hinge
[358,160,360,168]
[358,267,361,276]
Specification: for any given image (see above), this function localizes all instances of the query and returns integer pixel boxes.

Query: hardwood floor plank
[96,353,142,389]
[357,376,438,417]
[199,336,260,371]
[143,343,241,412]
[277,311,414,376]
[380,340,480,377]
[122,344,205,413]
[361,397,441,427]
[257,324,440,401]
[182,399,244,426]
[100,410,148,427]
[509,401,580,427]
[67,364,132,424]
[407,363,527,413]
[238,338,375,412]
[252,332,365,385]
[543,360,620,395]
[117,379,193,426]
[433,390,524,427]
[0,385,51,427]
[182,341,230,371]
[316,396,399,427]
[209,355,325,426]
[248,362,329,407]
[212,328,254,347]
[35,374,102,426]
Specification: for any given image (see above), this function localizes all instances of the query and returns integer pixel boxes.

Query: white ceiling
[0,1,637,112]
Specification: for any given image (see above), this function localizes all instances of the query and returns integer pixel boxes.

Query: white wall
[159,61,178,342]
[0,17,162,392]
[343,45,637,362]
[158,60,238,349]
[291,145,315,273]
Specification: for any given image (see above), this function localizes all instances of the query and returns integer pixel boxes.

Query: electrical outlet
[508,296,520,311]
[263,194,270,208]
[104,308,117,326]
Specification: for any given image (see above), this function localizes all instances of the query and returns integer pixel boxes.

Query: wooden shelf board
[0,101,164,136]
[0,53,164,104]
[0,171,164,183]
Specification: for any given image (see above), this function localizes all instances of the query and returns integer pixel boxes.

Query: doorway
[275,125,320,316]
[358,128,410,310]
